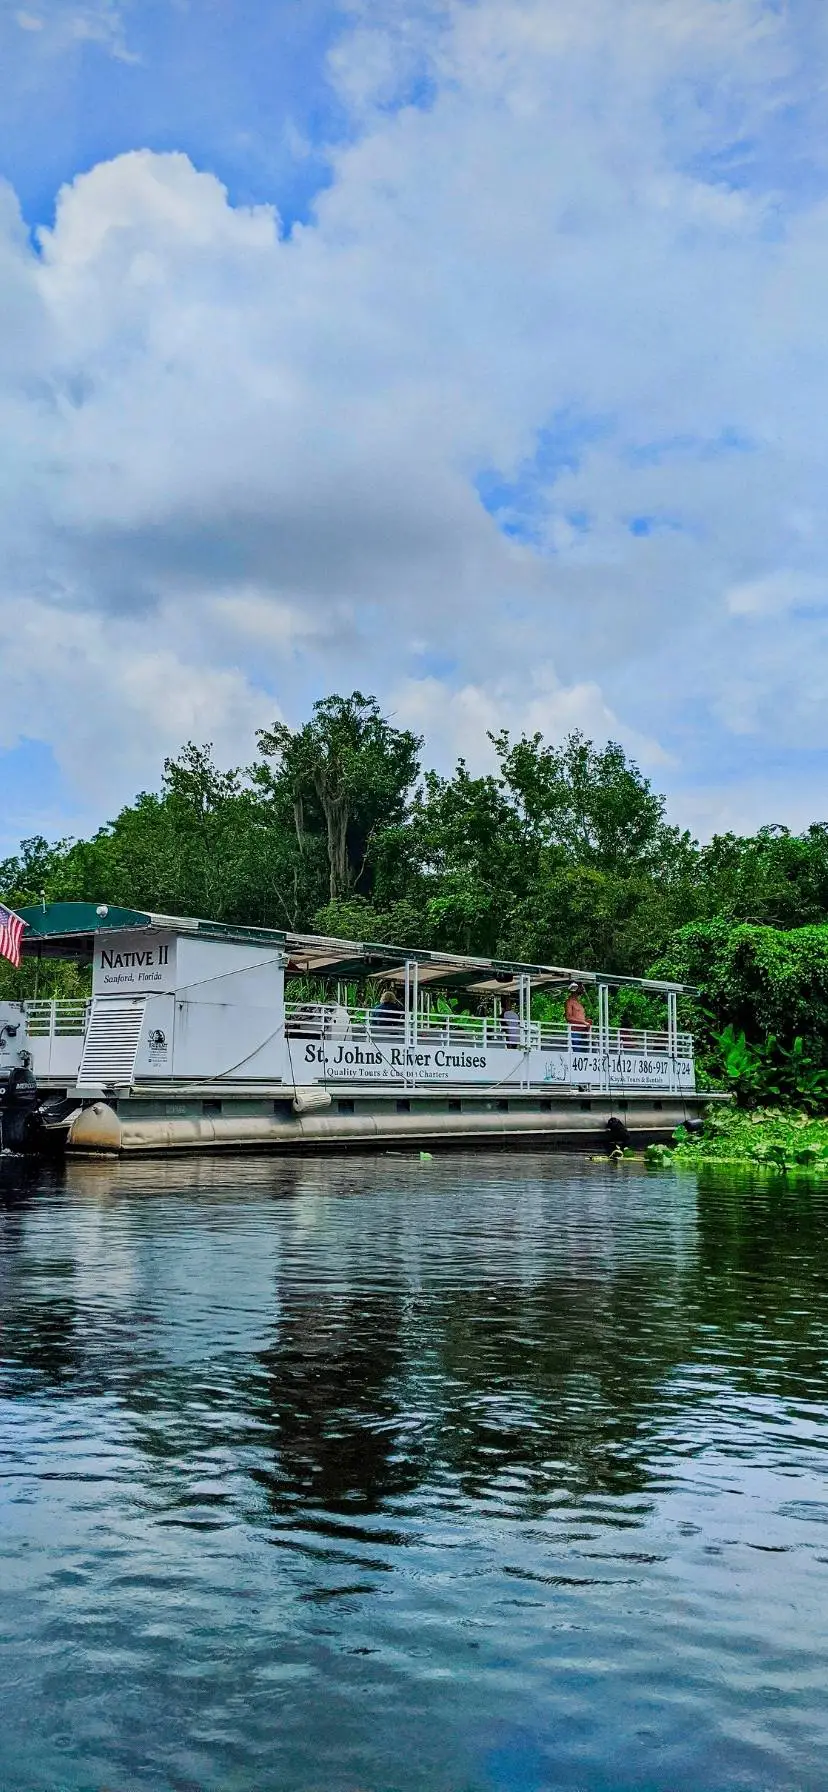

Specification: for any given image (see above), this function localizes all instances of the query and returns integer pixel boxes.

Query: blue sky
[1,0,345,228]
[2,0,828,855]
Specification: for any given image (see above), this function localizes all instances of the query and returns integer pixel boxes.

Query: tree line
[3,691,828,1092]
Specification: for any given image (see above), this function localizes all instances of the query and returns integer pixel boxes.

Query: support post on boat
[11,901,723,1158]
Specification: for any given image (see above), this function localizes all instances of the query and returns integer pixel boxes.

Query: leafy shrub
[652,920,828,1109]
[653,920,828,1061]
[713,1024,828,1109]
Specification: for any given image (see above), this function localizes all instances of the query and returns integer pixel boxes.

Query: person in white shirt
[501,1001,521,1046]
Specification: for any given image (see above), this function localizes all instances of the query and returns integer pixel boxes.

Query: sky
[1,0,828,854]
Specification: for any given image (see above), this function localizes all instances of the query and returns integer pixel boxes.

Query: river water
[2,1151,828,1791]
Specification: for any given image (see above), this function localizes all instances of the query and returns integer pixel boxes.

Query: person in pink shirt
[565,982,590,1049]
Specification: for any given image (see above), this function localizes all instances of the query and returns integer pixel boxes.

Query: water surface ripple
[2,1151,828,1790]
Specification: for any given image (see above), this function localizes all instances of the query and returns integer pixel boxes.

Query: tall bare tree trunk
[324,796,350,900]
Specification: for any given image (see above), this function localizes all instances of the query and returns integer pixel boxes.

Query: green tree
[9,744,322,932]
[405,761,527,954]
[696,824,828,929]
[256,693,422,904]
[652,917,828,1075]
[493,730,697,969]
[0,835,70,908]
[404,730,697,967]
[492,729,691,872]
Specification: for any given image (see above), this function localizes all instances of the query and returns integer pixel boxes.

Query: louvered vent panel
[78,996,146,1086]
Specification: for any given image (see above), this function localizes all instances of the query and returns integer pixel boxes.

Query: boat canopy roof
[16,902,288,964]
[17,902,695,995]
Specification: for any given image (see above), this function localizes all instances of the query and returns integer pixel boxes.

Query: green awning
[17,902,153,962]
[19,902,153,938]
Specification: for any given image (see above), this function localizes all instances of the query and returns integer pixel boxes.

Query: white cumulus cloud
[1,0,828,837]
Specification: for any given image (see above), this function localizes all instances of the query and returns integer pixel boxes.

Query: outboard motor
[0,1003,41,1152]
[605,1114,630,1150]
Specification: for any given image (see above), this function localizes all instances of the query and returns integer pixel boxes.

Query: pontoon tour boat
[0,903,719,1158]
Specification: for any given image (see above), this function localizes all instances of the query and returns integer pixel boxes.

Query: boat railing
[284,1002,692,1058]
[25,999,90,1037]
[24,999,694,1063]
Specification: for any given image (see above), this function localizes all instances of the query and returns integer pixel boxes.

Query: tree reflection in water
[1,1153,828,1530]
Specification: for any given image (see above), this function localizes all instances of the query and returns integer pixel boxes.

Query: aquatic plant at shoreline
[645,1107,828,1176]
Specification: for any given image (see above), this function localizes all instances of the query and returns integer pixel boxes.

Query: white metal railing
[284,1002,693,1058]
[23,998,694,1062]
[25,1000,90,1037]
[22,998,693,1094]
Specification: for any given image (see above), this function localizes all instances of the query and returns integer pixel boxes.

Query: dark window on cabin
[203,1100,222,1116]
[396,1100,410,1113]
[337,1099,355,1115]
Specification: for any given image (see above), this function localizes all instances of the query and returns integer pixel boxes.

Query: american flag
[0,903,26,970]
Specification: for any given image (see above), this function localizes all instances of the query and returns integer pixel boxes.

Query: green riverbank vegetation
[3,690,828,1104]
[646,1107,828,1176]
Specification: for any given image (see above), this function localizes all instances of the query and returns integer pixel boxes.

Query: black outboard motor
[606,1114,630,1149]
[0,1064,43,1152]
[0,1004,44,1153]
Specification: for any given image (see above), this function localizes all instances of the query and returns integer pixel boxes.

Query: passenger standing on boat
[501,1001,521,1047]
[371,988,403,1037]
[565,983,590,1049]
